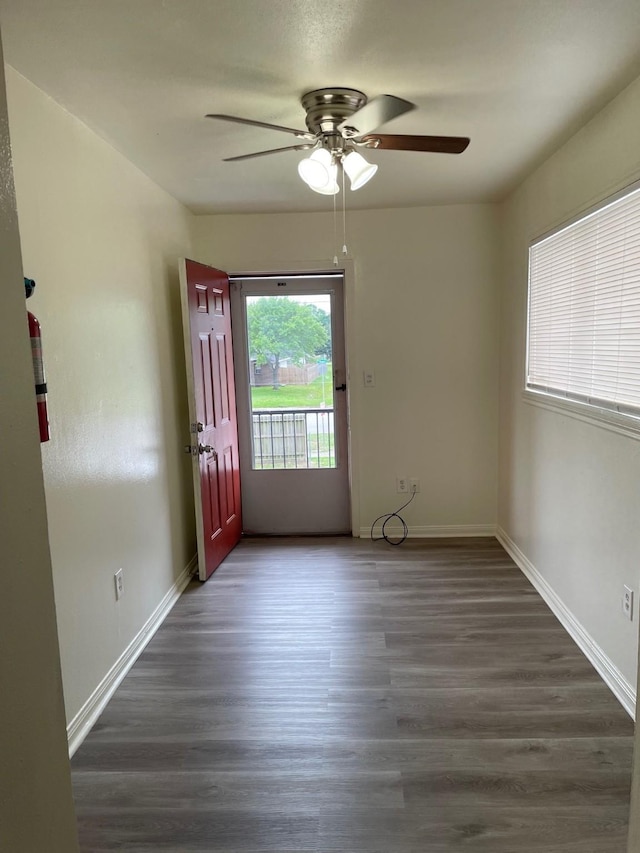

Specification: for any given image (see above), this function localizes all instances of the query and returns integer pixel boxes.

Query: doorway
[230,273,351,535]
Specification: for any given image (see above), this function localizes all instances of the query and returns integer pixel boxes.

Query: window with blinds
[527,182,640,420]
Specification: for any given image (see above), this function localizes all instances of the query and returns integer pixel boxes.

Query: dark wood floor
[71,537,634,852]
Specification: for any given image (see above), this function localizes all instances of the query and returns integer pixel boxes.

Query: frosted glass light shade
[343,150,378,190]
[310,161,339,195]
[298,148,333,190]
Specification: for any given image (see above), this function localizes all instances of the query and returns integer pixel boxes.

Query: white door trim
[227,258,360,536]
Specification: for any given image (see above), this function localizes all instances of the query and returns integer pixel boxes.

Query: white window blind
[527,183,640,418]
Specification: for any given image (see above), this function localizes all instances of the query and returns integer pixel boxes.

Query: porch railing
[251,408,335,469]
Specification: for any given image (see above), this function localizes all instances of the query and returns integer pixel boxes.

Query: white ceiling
[1,0,640,214]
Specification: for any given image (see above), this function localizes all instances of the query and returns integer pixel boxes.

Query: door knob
[198,443,216,455]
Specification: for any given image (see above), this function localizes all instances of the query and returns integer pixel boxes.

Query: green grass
[251,373,333,410]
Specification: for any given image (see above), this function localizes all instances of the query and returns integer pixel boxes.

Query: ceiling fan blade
[223,143,316,162]
[207,114,316,141]
[338,94,415,137]
[361,134,470,154]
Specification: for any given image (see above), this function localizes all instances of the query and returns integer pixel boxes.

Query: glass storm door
[231,274,351,535]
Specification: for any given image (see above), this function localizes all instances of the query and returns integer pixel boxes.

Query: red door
[180,259,242,580]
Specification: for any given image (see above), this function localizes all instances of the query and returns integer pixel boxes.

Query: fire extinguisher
[24,277,50,443]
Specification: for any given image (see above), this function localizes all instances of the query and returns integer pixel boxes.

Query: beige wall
[193,204,500,536]
[498,76,640,691]
[5,68,196,726]
[0,44,79,852]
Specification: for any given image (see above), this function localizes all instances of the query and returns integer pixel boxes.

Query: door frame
[230,272,350,534]
[227,258,360,536]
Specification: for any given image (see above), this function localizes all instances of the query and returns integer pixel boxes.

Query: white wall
[193,204,500,535]
[5,68,196,728]
[498,74,640,693]
[0,42,79,852]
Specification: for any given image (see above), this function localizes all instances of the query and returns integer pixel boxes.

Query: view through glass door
[248,290,335,470]
[231,273,351,535]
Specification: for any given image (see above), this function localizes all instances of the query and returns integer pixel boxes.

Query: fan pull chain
[333,172,338,266]
[342,162,348,256]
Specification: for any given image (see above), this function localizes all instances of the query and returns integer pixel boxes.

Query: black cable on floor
[370,489,417,546]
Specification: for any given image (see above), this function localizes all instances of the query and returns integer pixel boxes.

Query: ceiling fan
[206,88,470,194]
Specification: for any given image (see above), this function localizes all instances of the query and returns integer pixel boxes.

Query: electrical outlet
[623,585,634,621]
[114,568,124,601]
[396,476,408,494]
[409,478,420,493]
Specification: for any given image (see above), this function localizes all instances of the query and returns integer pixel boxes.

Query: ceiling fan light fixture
[343,150,378,190]
[298,148,333,190]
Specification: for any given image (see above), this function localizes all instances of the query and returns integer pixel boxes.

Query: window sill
[522,388,640,441]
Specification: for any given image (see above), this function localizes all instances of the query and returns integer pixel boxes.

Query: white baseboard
[360,523,497,539]
[496,527,636,719]
[67,555,197,757]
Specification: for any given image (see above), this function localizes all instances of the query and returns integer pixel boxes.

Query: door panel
[199,335,216,427]
[216,335,231,423]
[204,451,222,539]
[180,259,242,580]
[231,274,350,535]
[222,444,237,522]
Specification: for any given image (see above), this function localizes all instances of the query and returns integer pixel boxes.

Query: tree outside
[305,303,332,359]
[247,296,330,390]
[247,295,335,469]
